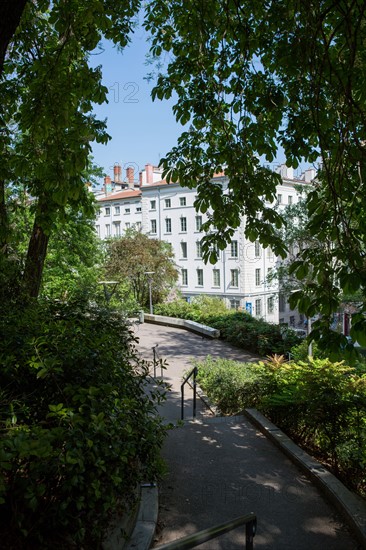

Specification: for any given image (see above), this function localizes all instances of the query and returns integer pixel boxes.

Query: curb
[125,483,159,550]
[244,408,366,549]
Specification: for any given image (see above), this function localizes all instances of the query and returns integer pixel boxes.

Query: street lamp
[98,280,119,305]
[144,271,155,314]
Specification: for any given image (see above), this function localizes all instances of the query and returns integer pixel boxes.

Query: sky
[90,21,308,187]
[90,22,183,185]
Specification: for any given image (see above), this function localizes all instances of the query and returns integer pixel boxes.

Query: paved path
[134,322,361,549]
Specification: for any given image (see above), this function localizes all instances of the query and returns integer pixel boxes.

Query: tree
[104,230,178,308]
[41,207,103,301]
[1,0,140,298]
[0,0,27,76]
[145,0,366,349]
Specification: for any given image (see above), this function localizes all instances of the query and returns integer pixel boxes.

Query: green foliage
[41,205,104,301]
[1,0,141,297]
[104,230,178,309]
[155,298,301,356]
[145,0,366,351]
[0,298,167,547]
[196,356,366,495]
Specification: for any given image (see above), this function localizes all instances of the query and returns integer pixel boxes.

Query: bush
[155,298,301,356]
[0,297,167,547]
[195,355,366,496]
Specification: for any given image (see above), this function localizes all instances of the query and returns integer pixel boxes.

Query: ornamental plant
[0,296,167,547]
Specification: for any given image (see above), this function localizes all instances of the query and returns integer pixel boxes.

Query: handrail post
[245,517,257,550]
[181,367,198,420]
[193,368,197,418]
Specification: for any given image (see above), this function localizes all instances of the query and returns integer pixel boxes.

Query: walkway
[134,322,361,549]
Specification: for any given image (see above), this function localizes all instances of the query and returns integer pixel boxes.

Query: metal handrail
[152,344,163,378]
[154,512,257,549]
[181,367,197,420]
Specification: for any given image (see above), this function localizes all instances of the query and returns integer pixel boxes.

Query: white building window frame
[212,269,220,287]
[255,268,261,286]
[197,268,204,286]
[165,218,172,234]
[230,240,238,258]
[230,269,239,287]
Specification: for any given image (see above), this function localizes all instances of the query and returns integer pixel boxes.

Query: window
[277,194,282,204]
[96,225,100,237]
[165,218,172,233]
[150,219,157,234]
[165,198,171,208]
[106,224,111,236]
[181,242,188,259]
[180,197,186,206]
[255,240,261,258]
[136,206,142,213]
[279,293,286,312]
[115,205,120,215]
[290,316,295,327]
[288,195,293,205]
[255,299,262,316]
[230,269,239,287]
[180,217,187,232]
[255,268,261,286]
[230,240,238,257]
[196,241,203,258]
[113,222,121,237]
[125,207,130,214]
[267,247,274,260]
[135,221,141,231]
[230,299,241,310]
[125,222,130,229]
[197,269,204,286]
[150,200,156,210]
[267,296,274,314]
[105,207,110,216]
[195,215,202,231]
[181,268,188,286]
[213,269,220,287]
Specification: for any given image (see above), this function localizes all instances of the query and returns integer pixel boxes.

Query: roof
[97,189,141,202]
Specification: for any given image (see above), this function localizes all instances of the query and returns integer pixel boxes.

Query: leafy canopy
[145,0,366,348]
[104,229,179,308]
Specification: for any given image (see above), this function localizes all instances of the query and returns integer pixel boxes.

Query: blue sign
[245,302,252,315]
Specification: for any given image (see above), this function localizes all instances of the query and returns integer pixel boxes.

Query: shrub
[154,298,301,356]
[196,356,366,495]
[0,297,167,547]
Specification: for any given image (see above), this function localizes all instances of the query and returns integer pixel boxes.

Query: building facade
[95,163,315,326]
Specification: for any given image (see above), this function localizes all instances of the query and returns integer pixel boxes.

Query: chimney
[304,168,315,182]
[145,163,153,185]
[126,166,134,188]
[139,171,143,186]
[104,176,112,195]
[114,164,122,183]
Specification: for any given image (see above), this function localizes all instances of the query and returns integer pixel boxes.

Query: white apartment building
[95,163,315,326]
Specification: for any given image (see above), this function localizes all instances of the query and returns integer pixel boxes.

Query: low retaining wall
[143,314,220,339]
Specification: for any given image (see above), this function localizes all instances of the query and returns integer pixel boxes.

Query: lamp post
[144,271,155,314]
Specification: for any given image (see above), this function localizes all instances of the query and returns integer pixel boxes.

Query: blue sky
[90,24,183,184]
[90,23,309,186]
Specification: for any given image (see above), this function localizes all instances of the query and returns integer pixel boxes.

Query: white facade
[95,163,313,326]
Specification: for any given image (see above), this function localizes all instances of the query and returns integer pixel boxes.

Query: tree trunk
[0,0,28,76]
[23,210,50,299]
[0,180,8,252]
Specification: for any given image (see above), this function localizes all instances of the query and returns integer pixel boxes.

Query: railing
[154,512,257,549]
[181,367,197,420]
[152,344,163,378]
